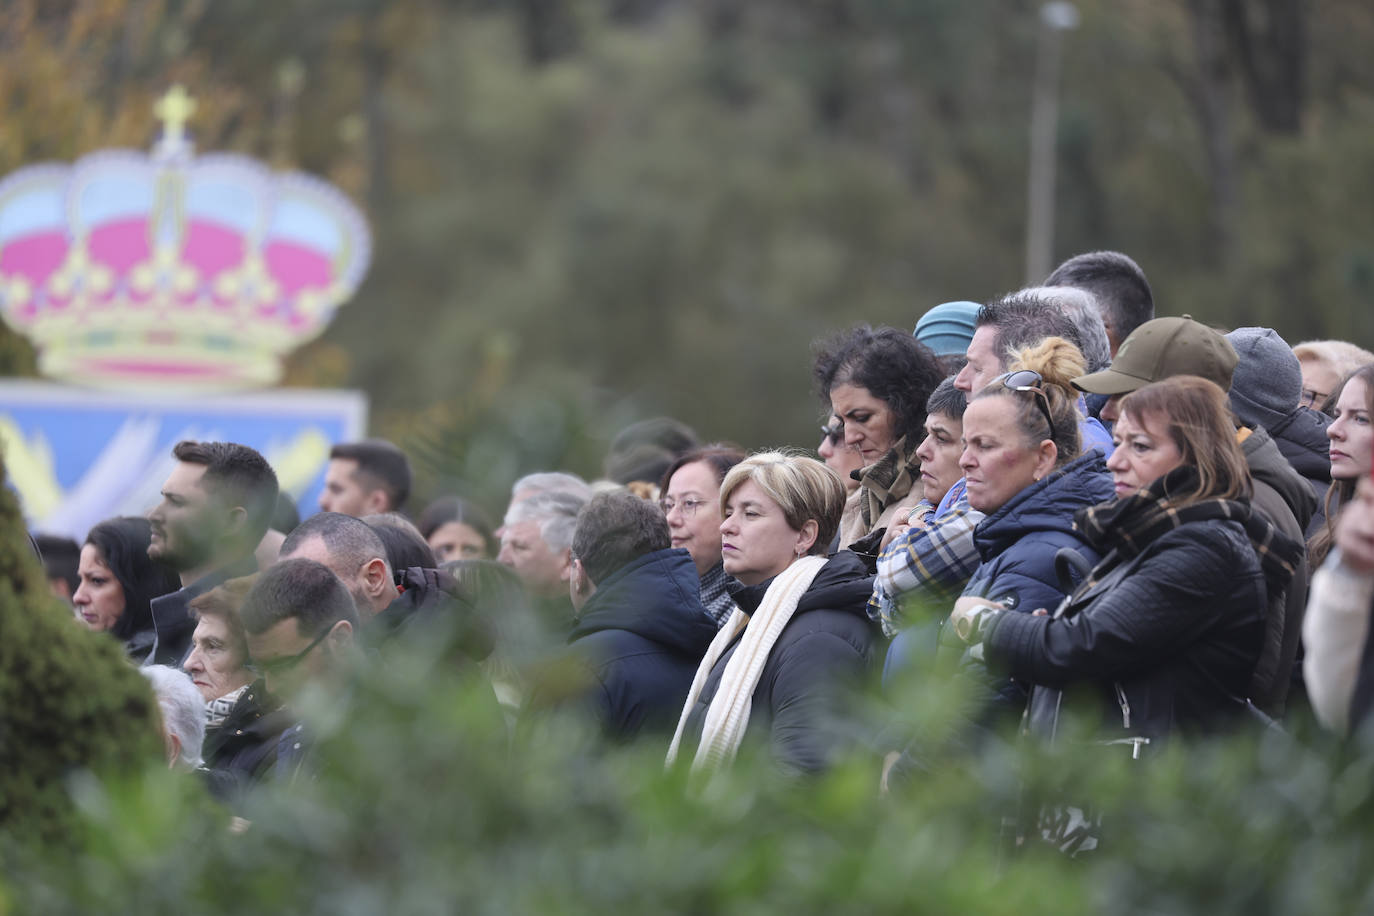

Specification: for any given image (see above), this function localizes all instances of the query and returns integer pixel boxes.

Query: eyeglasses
[1300,388,1327,409]
[659,496,712,518]
[821,421,844,446]
[247,624,334,679]
[1000,369,1057,443]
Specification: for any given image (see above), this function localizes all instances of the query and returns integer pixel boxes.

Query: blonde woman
[667,453,877,776]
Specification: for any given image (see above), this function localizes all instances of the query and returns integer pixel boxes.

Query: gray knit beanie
[1225,326,1302,431]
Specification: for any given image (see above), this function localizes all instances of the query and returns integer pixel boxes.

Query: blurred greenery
[6,617,1374,914]
[0,461,161,848]
[4,5,1374,906]
[2,0,1373,511]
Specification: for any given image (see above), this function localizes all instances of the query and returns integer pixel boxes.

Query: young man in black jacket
[564,491,718,740]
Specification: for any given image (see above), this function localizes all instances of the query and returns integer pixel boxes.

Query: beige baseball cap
[1073,315,1238,395]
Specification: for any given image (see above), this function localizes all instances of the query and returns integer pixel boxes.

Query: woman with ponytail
[667,452,877,776]
[952,338,1113,626]
[930,338,1114,723]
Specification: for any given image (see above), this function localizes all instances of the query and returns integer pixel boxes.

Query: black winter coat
[566,548,719,739]
[200,680,291,804]
[680,551,877,774]
[1266,406,1333,537]
[368,566,495,662]
[985,516,1269,747]
[1242,425,1314,713]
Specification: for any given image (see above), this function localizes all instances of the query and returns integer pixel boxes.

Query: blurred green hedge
[6,628,1374,915]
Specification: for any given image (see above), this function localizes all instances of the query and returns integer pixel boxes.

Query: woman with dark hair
[658,445,748,628]
[817,415,864,495]
[1311,364,1374,567]
[957,376,1301,757]
[813,325,946,550]
[75,517,181,660]
[419,497,496,563]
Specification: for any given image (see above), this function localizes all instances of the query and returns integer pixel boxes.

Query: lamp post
[1025,1,1079,285]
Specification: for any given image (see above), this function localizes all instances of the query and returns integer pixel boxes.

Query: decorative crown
[0,86,371,390]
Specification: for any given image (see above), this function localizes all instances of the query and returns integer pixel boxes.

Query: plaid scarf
[1073,466,1302,593]
[859,436,921,530]
[699,562,738,629]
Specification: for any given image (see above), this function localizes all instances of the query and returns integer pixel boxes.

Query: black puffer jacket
[367,566,495,662]
[567,548,719,739]
[680,551,877,774]
[1242,426,1314,713]
[1266,407,1333,537]
[200,680,291,804]
[984,497,1296,748]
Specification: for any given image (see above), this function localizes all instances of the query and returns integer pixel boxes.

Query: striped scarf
[666,555,828,775]
[1073,466,1302,592]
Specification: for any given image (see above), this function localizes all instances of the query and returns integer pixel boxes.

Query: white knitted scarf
[666,555,828,774]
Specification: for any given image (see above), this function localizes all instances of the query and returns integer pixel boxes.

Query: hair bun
[1008,336,1086,395]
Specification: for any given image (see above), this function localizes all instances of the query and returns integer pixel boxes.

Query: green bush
[6,622,1374,914]
[0,463,161,848]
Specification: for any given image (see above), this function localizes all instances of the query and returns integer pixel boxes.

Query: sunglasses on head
[999,369,1058,442]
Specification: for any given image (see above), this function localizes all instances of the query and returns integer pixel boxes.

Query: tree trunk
[1188,0,1239,264]
[1221,0,1305,134]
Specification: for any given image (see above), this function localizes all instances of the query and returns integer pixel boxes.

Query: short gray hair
[1021,285,1112,373]
[509,472,592,503]
[505,489,589,552]
[141,665,205,769]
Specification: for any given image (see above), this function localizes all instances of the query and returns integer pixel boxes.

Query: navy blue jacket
[568,548,719,740]
[957,452,1113,722]
[962,451,1114,615]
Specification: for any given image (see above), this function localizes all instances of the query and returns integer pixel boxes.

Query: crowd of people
[25,249,1374,841]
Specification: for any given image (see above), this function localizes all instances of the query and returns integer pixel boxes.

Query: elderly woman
[955,376,1301,755]
[658,446,747,628]
[184,575,289,799]
[1294,339,1374,410]
[1311,364,1374,567]
[74,517,181,660]
[666,452,877,776]
[813,325,946,551]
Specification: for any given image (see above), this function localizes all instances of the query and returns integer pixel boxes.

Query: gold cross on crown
[154,85,197,142]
